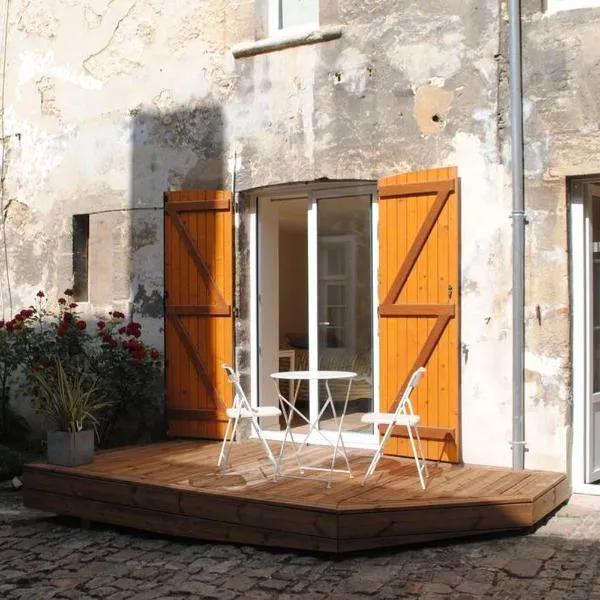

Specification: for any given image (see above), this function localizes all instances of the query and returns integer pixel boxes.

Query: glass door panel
[315,195,373,434]
[588,185,600,481]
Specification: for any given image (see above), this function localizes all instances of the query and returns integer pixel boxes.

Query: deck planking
[23,440,570,553]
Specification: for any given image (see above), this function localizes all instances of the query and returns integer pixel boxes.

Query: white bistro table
[270,370,357,488]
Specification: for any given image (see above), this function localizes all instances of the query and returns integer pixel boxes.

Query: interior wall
[278,230,308,345]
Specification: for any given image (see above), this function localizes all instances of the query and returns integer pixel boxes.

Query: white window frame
[570,178,600,495]
[249,181,379,450]
[268,0,319,36]
[546,0,600,13]
[318,235,357,353]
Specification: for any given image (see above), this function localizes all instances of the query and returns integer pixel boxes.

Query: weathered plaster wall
[514,3,600,471]
[0,0,240,432]
[2,0,582,471]
[1,0,250,316]
[230,1,515,468]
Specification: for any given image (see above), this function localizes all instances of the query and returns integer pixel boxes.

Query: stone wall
[2,0,595,469]
[230,0,514,468]
[517,3,600,470]
[0,0,241,436]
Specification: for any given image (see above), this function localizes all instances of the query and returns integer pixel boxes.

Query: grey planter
[47,429,95,467]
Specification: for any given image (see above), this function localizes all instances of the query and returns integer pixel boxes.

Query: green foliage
[31,359,111,434]
[0,290,163,447]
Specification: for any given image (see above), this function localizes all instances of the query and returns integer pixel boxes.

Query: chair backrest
[222,363,252,414]
[393,366,426,419]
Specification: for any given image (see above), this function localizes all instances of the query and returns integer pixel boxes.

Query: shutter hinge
[233,306,240,318]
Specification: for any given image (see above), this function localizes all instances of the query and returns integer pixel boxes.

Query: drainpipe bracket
[510,210,529,224]
[509,440,528,451]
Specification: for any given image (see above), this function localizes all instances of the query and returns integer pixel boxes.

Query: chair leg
[406,424,427,490]
[217,418,234,470]
[414,424,429,480]
[220,415,242,472]
[362,449,383,484]
[249,416,279,475]
[362,423,395,485]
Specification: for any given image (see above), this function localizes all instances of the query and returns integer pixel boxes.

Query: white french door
[253,183,378,447]
[585,184,600,483]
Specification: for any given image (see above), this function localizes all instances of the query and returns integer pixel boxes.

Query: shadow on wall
[126,105,227,443]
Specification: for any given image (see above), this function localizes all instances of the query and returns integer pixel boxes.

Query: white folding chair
[218,364,282,475]
[361,367,429,489]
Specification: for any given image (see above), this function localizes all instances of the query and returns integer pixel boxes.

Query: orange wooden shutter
[164,190,234,439]
[378,167,460,462]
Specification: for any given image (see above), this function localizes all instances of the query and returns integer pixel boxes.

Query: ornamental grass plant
[31,358,111,434]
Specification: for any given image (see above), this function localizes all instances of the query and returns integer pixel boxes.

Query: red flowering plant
[1,289,162,447]
[88,310,163,446]
[0,307,35,444]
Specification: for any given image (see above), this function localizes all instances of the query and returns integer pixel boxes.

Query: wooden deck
[23,440,570,553]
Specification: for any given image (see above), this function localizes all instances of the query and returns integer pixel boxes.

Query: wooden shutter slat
[378,168,460,463]
[165,202,230,314]
[173,199,231,211]
[164,191,233,439]
[379,304,455,317]
[381,180,454,308]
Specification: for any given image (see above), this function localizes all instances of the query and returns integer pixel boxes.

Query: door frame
[248,181,380,449]
[570,177,600,493]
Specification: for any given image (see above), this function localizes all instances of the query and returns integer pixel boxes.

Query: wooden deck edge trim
[530,477,571,524]
[23,472,340,539]
[23,465,338,524]
[28,485,532,553]
[530,473,570,502]
[336,502,533,540]
[23,464,346,513]
[23,463,536,515]
[23,488,338,553]
[23,464,567,516]
[338,495,536,513]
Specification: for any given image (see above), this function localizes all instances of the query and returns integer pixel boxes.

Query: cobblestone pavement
[2,490,600,599]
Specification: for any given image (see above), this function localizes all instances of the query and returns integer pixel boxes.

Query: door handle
[319,321,331,326]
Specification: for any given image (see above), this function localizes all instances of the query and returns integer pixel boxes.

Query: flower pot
[47,429,95,467]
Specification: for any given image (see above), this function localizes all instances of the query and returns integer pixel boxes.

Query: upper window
[546,0,600,13]
[269,0,319,35]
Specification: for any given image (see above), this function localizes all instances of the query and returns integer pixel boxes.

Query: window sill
[231,25,343,59]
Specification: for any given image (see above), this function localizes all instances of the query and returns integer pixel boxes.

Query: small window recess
[232,0,342,59]
[545,0,600,13]
[72,214,89,302]
[269,0,319,37]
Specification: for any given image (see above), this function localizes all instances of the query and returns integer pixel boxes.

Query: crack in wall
[82,0,139,76]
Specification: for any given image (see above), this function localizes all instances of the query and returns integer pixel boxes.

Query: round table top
[270,370,357,381]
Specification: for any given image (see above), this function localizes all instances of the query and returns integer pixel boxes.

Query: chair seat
[226,406,281,419]
[361,412,420,427]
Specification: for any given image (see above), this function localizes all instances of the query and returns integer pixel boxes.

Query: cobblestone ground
[2,490,600,599]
